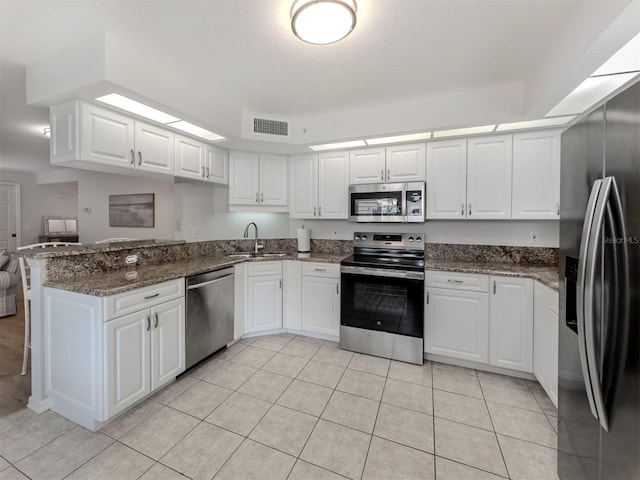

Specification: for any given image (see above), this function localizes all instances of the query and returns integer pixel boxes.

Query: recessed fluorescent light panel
[95,94,180,124]
[365,132,431,145]
[433,125,496,138]
[496,116,575,131]
[546,72,639,117]
[309,140,366,151]
[166,121,225,141]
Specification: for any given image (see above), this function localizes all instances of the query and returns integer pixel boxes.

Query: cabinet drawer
[248,260,283,277]
[425,270,489,292]
[106,279,184,320]
[301,262,340,278]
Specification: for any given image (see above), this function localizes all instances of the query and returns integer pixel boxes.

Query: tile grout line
[357,365,387,480]
[478,374,512,480]
[431,360,438,480]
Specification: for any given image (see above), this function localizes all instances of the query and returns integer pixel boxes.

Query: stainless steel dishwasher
[185,267,234,370]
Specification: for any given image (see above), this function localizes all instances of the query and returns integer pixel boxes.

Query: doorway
[0,182,20,251]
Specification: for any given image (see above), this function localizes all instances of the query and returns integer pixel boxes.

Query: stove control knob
[355,235,360,241]
[408,236,414,242]
[361,235,367,241]
[416,236,422,242]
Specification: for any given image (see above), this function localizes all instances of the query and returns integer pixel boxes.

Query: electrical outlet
[125,254,138,265]
[530,232,539,243]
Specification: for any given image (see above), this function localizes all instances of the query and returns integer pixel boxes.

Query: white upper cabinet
[229,152,288,208]
[289,151,349,219]
[349,144,425,184]
[467,135,513,219]
[80,103,135,168]
[134,121,174,175]
[174,134,205,179]
[349,148,386,184]
[512,130,560,219]
[386,143,426,182]
[426,139,468,219]
[205,144,229,184]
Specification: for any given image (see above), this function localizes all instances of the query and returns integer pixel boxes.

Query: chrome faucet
[243,222,264,254]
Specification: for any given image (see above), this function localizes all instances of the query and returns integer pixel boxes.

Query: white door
[290,154,317,219]
[174,134,205,180]
[426,139,467,219]
[425,288,489,363]
[229,152,260,205]
[150,298,185,390]
[81,104,135,167]
[467,135,513,219]
[512,131,560,219]
[135,121,174,175]
[259,154,288,206]
[105,311,150,418]
[318,151,349,219]
[386,143,426,182]
[206,145,228,184]
[247,275,283,332]
[489,276,533,372]
[349,148,386,184]
[301,276,340,337]
[0,183,18,250]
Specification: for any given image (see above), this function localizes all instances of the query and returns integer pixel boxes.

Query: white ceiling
[1,0,638,173]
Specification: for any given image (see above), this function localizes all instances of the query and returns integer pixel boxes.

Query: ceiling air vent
[253,117,289,137]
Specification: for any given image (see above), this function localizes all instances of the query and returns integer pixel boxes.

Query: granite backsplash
[426,243,558,265]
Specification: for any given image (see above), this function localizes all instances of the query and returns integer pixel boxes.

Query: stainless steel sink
[261,253,288,257]
[227,252,288,258]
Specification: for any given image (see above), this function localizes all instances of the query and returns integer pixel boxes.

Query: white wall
[0,170,79,246]
[76,170,176,243]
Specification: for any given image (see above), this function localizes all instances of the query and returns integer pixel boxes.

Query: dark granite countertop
[43,252,348,296]
[425,259,559,291]
[19,239,185,258]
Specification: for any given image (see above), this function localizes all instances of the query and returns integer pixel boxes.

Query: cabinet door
[489,276,533,372]
[150,298,185,391]
[533,281,559,406]
[259,154,288,206]
[301,276,340,337]
[206,144,228,184]
[467,135,513,219]
[349,148,386,184]
[229,152,260,205]
[318,150,349,219]
[289,154,317,219]
[105,311,150,418]
[247,275,283,332]
[134,121,174,175]
[283,261,302,331]
[81,104,135,167]
[425,288,489,362]
[426,139,467,219]
[174,134,205,180]
[386,143,425,182]
[512,131,560,219]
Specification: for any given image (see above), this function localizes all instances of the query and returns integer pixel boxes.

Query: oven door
[340,266,424,337]
[349,184,407,222]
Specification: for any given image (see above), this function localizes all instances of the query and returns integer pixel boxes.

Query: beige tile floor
[0,333,559,480]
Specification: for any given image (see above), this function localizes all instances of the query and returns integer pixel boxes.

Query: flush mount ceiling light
[291,0,357,45]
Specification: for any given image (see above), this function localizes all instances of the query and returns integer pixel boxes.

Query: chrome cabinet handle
[468,203,472,215]
[447,279,463,284]
[255,192,259,203]
[336,283,339,295]
[206,166,210,178]
[380,169,384,180]
[556,201,560,215]
[154,312,159,328]
[146,315,151,331]
[279,279,282,289]
[387,169,390,180]
[202,166,206,177]
[137,151,142,165]
[144,293,160,300]
[130,149,135,165]
[261,192,264,203]
[461,203,465,216]
[426,291,430,304]
[313,206,317,217]
[318,206,322,216]
[314,268,326,272]
[493,281,496,294]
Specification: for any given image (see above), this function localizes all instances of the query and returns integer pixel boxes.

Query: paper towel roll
[297,228,311,254]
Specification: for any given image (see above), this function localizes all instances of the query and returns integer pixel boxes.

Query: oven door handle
[341,265,424,280]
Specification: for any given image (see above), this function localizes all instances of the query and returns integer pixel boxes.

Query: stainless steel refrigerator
[559,79,640,480]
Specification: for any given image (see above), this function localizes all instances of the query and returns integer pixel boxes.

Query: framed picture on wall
[108,193,155,227]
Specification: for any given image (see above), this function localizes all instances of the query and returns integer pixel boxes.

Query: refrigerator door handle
[577,179,603,422]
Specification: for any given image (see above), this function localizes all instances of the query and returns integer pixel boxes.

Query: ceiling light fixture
[291,0,357,45]
[365,132,431,145]
[43,127,51,138]
[432,125,496,138]
[309,139,366,151]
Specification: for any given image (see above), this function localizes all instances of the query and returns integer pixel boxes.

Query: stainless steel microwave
[349,182,425,223]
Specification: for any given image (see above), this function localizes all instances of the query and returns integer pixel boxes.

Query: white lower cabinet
[425,270,536,375]
[44,279,185,431]
[301,263,340,338]
[425,274,490,363]
[246,261,283,333]
[533,281,559,406]
[489,276,533,373]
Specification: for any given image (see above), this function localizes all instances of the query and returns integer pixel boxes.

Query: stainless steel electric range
[340,232,425,365]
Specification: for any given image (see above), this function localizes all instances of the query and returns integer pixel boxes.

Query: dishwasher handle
[187,268,235,289]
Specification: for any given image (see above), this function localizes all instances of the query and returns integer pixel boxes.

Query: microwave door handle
[401,184,408,220]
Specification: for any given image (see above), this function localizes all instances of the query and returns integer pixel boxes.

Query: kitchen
[0,1,639,480]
